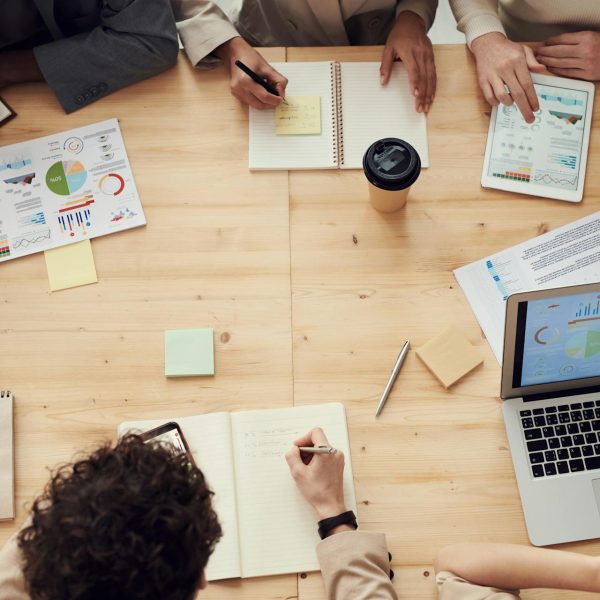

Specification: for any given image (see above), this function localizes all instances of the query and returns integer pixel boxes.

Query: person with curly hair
[0,435,222,600]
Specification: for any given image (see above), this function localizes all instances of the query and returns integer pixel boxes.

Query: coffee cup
[362,138,421,213]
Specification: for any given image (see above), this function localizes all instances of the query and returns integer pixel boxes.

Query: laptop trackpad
[592,479,600,517]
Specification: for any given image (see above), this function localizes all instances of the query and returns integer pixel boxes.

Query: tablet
[481,73,595,202]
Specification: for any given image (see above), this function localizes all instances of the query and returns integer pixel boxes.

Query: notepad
[0,97,16,127]
[44,239,98,292]
[249,61,429,170]
[275,96,321,135]
[165,328,214,377]
[0,391,14,521]
[119,402,356,581]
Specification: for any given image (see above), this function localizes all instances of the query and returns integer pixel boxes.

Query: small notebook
[249,61,429,170]
[119,402,356,581]
[0,391,14,521]
[0,97,16,127]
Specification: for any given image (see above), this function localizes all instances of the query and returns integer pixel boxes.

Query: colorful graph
[492,166,531,182]
[12,229,51,250]
[0,157,32,172]
[540,94,583,107]
[58,194,95,237]
[3,172,36,186]
[534,326,560,345]
[0,239,9,258]
[63,137,84,154]
[486,260,509,301]
[99,173,125,195]
[565,330,600,359]
[110,206,137,222]
[549,153,576,169]
[548,110,583,125]
[20,212,46,227]
[534,173,577,187]
[46,160,87,196]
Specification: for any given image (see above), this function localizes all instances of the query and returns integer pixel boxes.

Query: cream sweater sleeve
[448,0,505,46]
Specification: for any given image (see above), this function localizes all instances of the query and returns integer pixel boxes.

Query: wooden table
[1,44,599,599]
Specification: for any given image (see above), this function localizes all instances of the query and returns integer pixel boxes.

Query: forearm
[435,543,600,592]
[0,51,43,85]
[396,0,438,31]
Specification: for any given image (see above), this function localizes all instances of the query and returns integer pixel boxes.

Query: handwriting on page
[242,427,299,458]
[275,96,321,135]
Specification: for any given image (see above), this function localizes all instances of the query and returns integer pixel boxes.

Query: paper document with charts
[0,118,145,262]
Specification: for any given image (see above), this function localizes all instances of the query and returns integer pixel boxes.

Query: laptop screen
[514,291,600,388]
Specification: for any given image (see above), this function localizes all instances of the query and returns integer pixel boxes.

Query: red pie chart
[99,173,125,195]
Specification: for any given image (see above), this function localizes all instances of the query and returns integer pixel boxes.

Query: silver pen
[298,446,337,454]
[375,340,410,417]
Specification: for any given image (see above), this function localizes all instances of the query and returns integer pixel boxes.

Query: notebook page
[339,62,429,169]
[249,62,337,170]
[231,403,356,578]
[118,413,241,581]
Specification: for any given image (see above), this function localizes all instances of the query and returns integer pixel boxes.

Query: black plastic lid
[362,138,421,191]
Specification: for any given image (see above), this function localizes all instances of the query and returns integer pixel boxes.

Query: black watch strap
[317,510,358,539]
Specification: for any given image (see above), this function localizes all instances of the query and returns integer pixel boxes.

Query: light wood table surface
[1,44,599,600]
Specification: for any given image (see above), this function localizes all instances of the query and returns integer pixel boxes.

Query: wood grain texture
[1,43,600,600]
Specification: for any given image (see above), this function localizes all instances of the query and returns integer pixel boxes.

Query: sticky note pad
[416,326,484,389]
[44,239,98,292]
[165,328,214,377]
[275,96,321,135]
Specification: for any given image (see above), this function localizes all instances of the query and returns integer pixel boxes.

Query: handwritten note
[275,96,321,135]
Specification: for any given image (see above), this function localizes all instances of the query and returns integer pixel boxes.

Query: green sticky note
[165,328,214,377]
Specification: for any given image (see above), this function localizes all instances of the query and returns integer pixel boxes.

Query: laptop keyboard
[521,400,600,478]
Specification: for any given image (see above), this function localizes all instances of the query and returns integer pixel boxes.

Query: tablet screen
[514,291,600,387]
[488,83,590,193]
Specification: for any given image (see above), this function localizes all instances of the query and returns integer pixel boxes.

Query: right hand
[470,32,545,123]
[285,428,347,520]
[215,36,288,110]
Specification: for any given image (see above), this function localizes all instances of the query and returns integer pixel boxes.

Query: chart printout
[488,83,589,192]
[0,119,146,262]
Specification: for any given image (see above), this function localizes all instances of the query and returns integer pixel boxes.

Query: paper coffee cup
[363,138,421,213]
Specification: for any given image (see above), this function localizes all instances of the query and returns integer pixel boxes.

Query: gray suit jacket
[30,0,179,113]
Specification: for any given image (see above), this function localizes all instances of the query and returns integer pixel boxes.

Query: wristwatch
[317,510,358,539]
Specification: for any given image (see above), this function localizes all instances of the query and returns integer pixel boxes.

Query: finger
[535,56,583,69]
[239,89,271,110]
[544,32,583,46]
[523,45,546,73]
[404,54,425,108]
[285,446,303,471]
[293,427,329,448]
[503,74,535,123]
[535,44,580,58]
[261,66,288,96]
[249,83,282,107]
[480,80,499,106]
[490,75,513,106]
[547,66,587,79]
[379,44,395,86]
[424,53,436,111]
[514,59,539,111]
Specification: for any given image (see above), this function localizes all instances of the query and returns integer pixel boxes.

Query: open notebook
[118,402,356,581]
[249,61,429,170]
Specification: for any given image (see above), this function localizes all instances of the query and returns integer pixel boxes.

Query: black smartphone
[139,421,196,466]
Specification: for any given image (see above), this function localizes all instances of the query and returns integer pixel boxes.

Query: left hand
[380,11,436,113]
[535,31,600,81]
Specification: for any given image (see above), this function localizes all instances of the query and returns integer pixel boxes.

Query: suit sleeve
[0,532,28,600]
[171,0,240,68]
[448,0,505,46]
[33,0,179,113]
[317,531,398,600]
[396,0,439,32]
[436,570,521,600]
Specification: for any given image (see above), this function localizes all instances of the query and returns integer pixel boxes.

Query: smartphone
[139,421,196,466]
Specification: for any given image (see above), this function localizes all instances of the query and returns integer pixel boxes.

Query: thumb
[285,446,303,472]
[379,45,394,85]
[524,45,546,72]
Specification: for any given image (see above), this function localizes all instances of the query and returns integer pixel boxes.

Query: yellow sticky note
[275,96,321,135]
[44,239,98,292]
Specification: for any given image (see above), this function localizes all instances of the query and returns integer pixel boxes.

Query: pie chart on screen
[46,160,87,196]
[99,173,125,195]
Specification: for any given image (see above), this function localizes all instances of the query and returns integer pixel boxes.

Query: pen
[234,59,288,105]
[375,340,410,417]
[299,446,337,455]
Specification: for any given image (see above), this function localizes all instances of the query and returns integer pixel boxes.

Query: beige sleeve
[396,0,439,32]
[448,0,505,46]
[171,0,240,67]
[317,530,398,600]
[0,532,28,600]
[436,570,521,600]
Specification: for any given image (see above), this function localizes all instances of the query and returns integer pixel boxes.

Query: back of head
[18,435,222,600]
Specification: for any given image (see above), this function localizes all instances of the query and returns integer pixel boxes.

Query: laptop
[502,282,600,546]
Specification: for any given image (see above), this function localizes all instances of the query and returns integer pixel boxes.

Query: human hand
[535,31,600,81]
[215,36,288,110]
[380,11,436,113]
[471,32,545,123]
[285,428,346,520]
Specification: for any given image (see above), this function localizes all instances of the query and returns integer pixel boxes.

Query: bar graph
[575,300,600,318]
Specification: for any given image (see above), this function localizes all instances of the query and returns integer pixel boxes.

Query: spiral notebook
[119,402,356,581]
[249,61,429,170]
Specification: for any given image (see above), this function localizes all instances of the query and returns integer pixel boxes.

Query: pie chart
[565,330,600,359]
[46,160,87,196]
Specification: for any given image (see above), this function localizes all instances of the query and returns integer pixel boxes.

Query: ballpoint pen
[375,340,410,417]
[298,446,337,455]
[234,60,288,104]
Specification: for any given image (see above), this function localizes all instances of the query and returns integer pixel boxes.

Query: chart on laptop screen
[522,293,600,386]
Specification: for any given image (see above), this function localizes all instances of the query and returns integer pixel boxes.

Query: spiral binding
[0,391,10,398]
[331,62,344,167]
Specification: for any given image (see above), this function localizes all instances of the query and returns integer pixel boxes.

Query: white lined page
[339,62,429,169]
[231,403,356,578]
[249,62,337,170]
[118,413,241,581]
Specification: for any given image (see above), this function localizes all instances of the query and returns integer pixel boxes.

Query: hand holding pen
[214,37,288,110]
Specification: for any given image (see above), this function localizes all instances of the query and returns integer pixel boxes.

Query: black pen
[234,59,287,105]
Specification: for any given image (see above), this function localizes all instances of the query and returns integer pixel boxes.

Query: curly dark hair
[18,434,222,600]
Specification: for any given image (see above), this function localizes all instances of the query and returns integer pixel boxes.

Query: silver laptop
[502,282,600,546]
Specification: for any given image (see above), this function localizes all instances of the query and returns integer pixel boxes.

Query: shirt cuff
[396,0,437,32]
[178,23,239,68]
[457,13,506,47]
